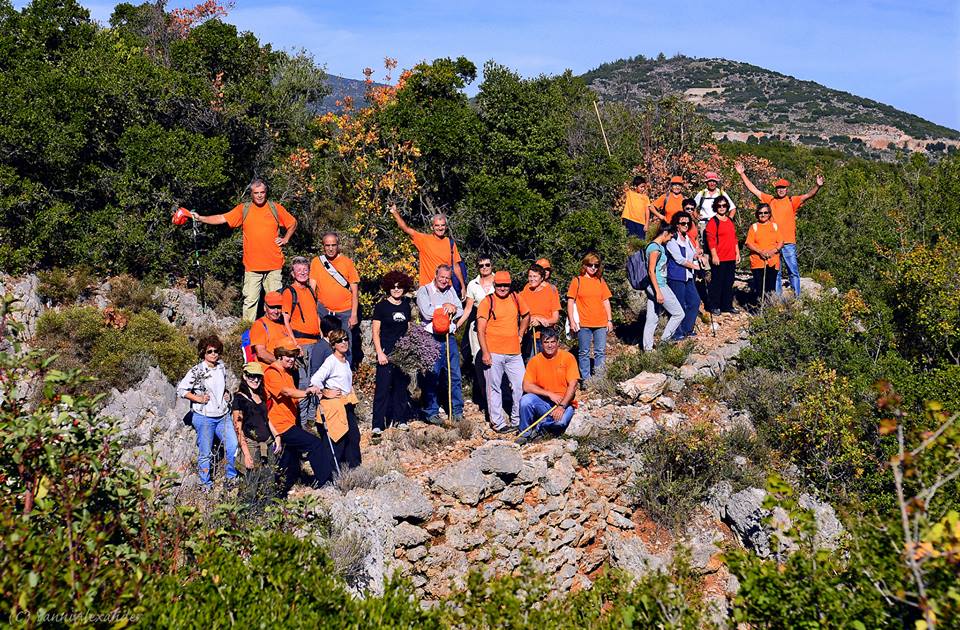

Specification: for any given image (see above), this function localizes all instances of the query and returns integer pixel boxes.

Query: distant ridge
[581,55,960,158]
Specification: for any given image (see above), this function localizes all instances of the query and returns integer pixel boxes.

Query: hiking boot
[426,415,445,426]
[711,309,721,316]
[493,424,517,435]
[371,428,382,445]
[515,434,531,446]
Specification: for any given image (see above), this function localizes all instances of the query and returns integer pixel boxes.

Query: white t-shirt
[466,275,495,357]
[694,189,737,221]
[310,354,353,394]
[176,361,230,417]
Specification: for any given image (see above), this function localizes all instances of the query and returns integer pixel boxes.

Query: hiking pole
[515,404,558,442]
[313,395,341,477]
[760,263,768,316]
[593,100,612,157]
[191,215,206,312]
[445,332,453,425]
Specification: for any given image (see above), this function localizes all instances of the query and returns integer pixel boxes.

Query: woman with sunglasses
[567,253,613,378]
[744,204,783,301]
[643,224,685,351]
[232,362,273,474]
[463,255,496,421]
[310,329,361,470]
[666,211,703,339]
[177,335,238,491]
[704,198,741,315]
[371,270,415,443]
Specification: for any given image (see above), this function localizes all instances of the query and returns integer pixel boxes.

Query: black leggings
[752,266,778,299]
[710,261,736,311]
[372,363,412,430]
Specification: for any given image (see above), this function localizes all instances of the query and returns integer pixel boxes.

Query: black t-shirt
[372,298,411,354]
[232,391,270,442]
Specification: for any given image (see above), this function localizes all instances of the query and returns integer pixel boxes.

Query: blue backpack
[626,249,649,290]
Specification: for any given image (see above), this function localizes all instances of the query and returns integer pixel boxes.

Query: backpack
[448,237,468,295]
[241,200,280,227]
[280,284,317,325]
[241,320,269,363]
[626,249,649,290]
[432,308,451,335]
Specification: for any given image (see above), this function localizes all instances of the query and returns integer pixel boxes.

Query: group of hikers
[178,166,824,493]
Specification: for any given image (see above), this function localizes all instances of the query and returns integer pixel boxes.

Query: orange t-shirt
[621,190,651,225]
[264,363,298,434]
[760,193,804,244]
[477,293,530,355]
[249,316,287,365]
[521,283,561,322]
[280,284,320,339]
[653,194,685,224]
[411,231,461,287]
[523,349,580,407]
[745,222,783,270]
[223,201,296,272]
[309,255,360,313]
[567,275,612,328]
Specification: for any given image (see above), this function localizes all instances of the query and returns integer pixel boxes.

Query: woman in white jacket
[176,335,238,490]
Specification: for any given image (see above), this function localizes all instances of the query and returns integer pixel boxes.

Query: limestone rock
[543,455,576,496]
[606,510,635,530]
[430,459,495,506]
[371,471,434,522]
[617,372,667,403]
[607,533,670,578]
[471,441,523,477]
[393,522,431,548]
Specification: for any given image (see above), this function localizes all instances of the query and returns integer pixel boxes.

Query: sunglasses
[244,373,263,379]
[205,348,219,355]
[495,283,511,288]
[585,263,599,268]
[758,211,771,216]
[678,221,691,225]
[266,304,281,309]
[390,284,404,289]
[716,205,729,210]
[478,262,492,268]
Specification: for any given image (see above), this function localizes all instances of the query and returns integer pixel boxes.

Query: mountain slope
[582,55,959,157]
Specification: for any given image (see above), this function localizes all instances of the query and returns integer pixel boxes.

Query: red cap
[172,207,191,226]
[774,178,790,187]
[494,271,512,284]
[264,291,283,307]
[669,176,684,185]
[703,171,720,182]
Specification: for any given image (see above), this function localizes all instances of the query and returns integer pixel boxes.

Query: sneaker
[515,434,531,446]
[711,309,721,316]
[371,428,382,445]
[393,421,409,431]
[426,415,445,426]
[493,424,517,435]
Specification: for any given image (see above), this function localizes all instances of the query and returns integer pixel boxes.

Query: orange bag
[432,307,450,335]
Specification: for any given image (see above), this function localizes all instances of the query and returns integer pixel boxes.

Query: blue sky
[51,0,960,130]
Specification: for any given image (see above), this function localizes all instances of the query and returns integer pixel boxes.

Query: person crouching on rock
[310,328,361,470]
[264,338,332,495]
[177,335,238,491]
[516,327,580,446]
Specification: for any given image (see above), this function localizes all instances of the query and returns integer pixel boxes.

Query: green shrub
[106,273,160,312]
[605,342,694,383]
[720,367,797,430]
[36,266,96,305]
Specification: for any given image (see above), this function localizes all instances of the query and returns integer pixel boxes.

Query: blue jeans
[421,333,464,418]
[519,394,575,436]
[576,326,607,377]
[776,243,801,296]
[296,342,317,426]
[667,278,701,339]
[623,219,646,239]
[192,412,238,488]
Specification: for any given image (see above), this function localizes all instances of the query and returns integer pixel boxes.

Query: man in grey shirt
[416,265,464,424]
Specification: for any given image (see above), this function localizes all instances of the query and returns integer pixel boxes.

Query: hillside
[318,74,376,111]
[582,55,960,158]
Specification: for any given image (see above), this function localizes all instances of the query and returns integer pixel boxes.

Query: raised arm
[799,174,825,203]
[734,162,764,200]
[389,203,417,237]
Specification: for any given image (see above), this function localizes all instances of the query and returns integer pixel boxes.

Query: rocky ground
[3,271,841,620]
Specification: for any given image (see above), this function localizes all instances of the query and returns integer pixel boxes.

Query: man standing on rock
[309,232,360,365]
[416,265,465,425]
[477,271,530,434]
[389,203,466,294]
[250,291,289,367]
[191,179,297,322]
[517,327,579,445]
[735,163,824,297]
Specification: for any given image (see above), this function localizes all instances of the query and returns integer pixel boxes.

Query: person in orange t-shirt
[735,162,824,297]
[520,263,561,361]
[517,327,580,445]
[249,291,290,367]
[743,204,784,300]
[389,203,466,294]
[477,271,530,433]
[621,175,655,238]
[192,179,298,322]
[651,176,687,224]
[263,338,331,495]
[280,256,321,422]
[308,232,361,365]
[567,253,613,378]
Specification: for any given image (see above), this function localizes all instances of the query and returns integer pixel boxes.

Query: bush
[605,342,694,383]
[35,306,194,391]
[36,266,97,305]
[106,273,160,312]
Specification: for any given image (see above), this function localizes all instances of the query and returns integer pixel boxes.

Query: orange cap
[774,178,790,187]
[535,258,551,270]
[264,291,283,306]
[494,271,512,284]
[275,337,299,352]
[669,176,684,185]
